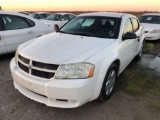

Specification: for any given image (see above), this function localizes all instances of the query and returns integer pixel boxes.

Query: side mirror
[54,24,59,31]
[122,32,137,40]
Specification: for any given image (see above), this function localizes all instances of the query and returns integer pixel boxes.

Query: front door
[131,17,142,55]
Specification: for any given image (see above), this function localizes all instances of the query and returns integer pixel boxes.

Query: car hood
[141,23,160,32]
[19,33,114,64]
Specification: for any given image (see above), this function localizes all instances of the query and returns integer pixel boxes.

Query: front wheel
[98,63,117,102]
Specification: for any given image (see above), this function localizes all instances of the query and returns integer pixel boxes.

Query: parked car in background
[139,13,160,40]
[18,11,30,16]
[40,13,76,28]
[10,12,145,108]
[0,11,55,55]
[29,12,52,20]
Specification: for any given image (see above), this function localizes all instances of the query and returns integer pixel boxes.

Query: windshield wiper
[58,31,111,38]
[68,32,94,37]
[58,31,92,36]
[47,19,56,21]
[58,31,68,34]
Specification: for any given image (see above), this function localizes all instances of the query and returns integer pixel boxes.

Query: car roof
[78,12,129,18]
[141,13,160,16]
[0,11,28,16]
[31,12,52,14]
[18,11,29,13]
[54,13,75,16]
[0,11,38,21]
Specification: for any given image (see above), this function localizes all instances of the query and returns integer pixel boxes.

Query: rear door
[131,17,141,55]
[119,18,137,71]
[2,14,36,53]
[0,16,7,54]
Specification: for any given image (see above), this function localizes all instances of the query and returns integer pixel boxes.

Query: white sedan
[40,13,76,28]
[139,13,160,40]
[29,12,52,20]
[0,11,55,55]
[10,12,145,108]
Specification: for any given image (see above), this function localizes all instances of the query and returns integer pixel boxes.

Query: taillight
[54,24,59,31]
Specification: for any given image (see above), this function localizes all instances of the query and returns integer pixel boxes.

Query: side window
[38,14,46,19]
[2,15,31,30]
[0,17,2,31]
[123,18,133,35]
[46,14,51,17]
[25,18,35,27]
[131,18,139,32]
[61,15,69,21]
[68,15,75,20]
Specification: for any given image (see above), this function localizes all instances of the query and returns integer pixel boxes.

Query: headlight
[55,63,95,79]
[15,49,18,64]
[150,29,160,34]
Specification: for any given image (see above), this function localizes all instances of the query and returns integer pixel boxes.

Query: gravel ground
[0,41,160,120]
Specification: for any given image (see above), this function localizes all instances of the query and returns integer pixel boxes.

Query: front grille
[19,55,30,64]
[145,31,149,33]
[32,61,59,70]
[32,69,55,79]
[18,55,59,79]
[18,61,29,73]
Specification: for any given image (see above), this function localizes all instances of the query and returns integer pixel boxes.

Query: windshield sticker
[147,17,152,21]
[82,19,94,27]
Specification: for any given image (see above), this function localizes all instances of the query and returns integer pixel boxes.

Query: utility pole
[49,2,50,11]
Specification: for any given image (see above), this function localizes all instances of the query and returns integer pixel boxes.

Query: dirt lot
[0,41,160,120]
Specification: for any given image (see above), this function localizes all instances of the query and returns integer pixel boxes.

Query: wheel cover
[105,70,116,96]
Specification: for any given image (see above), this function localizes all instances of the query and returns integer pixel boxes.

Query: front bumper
[10,58,96,108]
[145,33,160,40]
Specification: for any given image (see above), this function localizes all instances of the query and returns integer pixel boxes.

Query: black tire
[98,63,117,102]
[135,40,144,61]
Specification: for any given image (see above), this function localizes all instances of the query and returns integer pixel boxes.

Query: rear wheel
[98,63,117,102]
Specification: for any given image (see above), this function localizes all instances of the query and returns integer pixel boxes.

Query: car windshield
[59,16,120,39]
[139,15,160,24]
[46,14,62,21]
[29,13,39,18]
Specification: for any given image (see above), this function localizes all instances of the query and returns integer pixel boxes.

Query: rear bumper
[145,33,160,40]
[10,58,97,108]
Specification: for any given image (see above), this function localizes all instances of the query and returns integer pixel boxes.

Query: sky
[1,0,160,12]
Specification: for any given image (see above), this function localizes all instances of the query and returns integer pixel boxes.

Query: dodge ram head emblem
[28,63,32,69]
